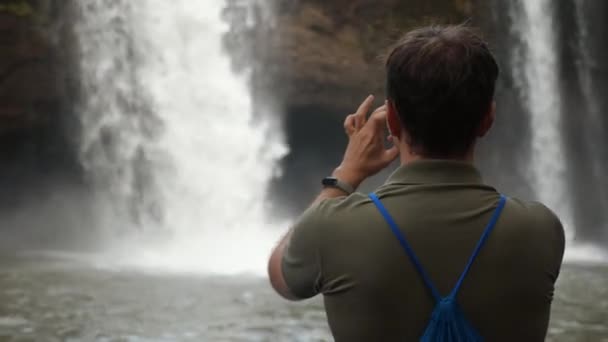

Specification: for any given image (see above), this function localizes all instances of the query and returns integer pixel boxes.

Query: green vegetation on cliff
[0,0,33,17]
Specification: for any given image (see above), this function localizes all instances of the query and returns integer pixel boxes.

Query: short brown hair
[386,25,499,157]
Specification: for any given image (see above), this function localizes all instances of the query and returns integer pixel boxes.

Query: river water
[0,254,605,341]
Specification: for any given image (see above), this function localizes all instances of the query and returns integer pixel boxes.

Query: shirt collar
[386,160,484,185]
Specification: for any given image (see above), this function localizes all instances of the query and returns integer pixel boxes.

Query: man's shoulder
[504,196,563,231]
[311,191,565,242]
[500,196,565,255]
[293,192,376,239]
[314,192,374,215]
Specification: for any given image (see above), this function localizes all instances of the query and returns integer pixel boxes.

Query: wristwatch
[322,177,355,195]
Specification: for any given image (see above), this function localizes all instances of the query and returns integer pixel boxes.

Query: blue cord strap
[369,193,442,302]
[450,194,507,297]
[369,193,507,303]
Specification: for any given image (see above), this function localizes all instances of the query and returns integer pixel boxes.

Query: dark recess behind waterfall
[0,0,606,246]
[0,0,93,248]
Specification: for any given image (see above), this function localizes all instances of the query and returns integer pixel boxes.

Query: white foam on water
[0,317,30,327]
[117,224,286,276]
[564,243,608,265]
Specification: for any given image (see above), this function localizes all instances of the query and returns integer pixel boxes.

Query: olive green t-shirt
[282,160,565,341]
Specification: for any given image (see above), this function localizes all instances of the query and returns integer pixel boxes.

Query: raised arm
[267,95,399,300]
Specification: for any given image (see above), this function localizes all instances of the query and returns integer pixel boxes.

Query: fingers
[368,105,388,129]
[371,104,387,117]
[383,145,400,164]
[344,114,356,136]
[347,95,389,136]
[354,95,375,129]
[387,134,401,145]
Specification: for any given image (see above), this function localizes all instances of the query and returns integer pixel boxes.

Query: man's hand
[335,95,399,189]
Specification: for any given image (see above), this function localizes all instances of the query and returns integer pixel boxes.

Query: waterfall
[509,0,573,237]
[74,0,288,274]
[505,0,608,261]
[573,0,608,234]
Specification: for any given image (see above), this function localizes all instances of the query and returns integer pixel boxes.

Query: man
[268,25,565,341]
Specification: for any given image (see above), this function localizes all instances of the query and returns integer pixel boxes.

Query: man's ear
[386,99,402,139]
[478,101,496,137]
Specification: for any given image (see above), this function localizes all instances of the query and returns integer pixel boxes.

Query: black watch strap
[322,177,355,195]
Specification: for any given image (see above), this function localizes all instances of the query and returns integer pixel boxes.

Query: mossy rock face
[262,0,475,114]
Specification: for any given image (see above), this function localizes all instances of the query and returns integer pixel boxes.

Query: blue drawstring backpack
[369,193,507,342]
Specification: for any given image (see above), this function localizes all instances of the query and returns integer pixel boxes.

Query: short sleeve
[528,202,566,284]
[539,204,566,282]
[281,202,328,299]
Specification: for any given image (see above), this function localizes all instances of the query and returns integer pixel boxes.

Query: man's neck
[399,143,475,165]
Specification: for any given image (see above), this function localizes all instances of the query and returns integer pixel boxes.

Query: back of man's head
[386,25,499,158]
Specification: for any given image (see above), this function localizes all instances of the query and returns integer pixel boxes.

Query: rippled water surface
[0,254,606,341]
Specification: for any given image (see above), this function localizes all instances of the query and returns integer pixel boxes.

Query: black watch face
[322,177,338,187]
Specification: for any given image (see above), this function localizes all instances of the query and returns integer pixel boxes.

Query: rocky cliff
[253,0,476,114]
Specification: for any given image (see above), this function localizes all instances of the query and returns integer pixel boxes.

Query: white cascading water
[75,0,288,274]
[573,0,608,216]
[510,1,608,262]
[568,0,608,262]
[509,0,573,238]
